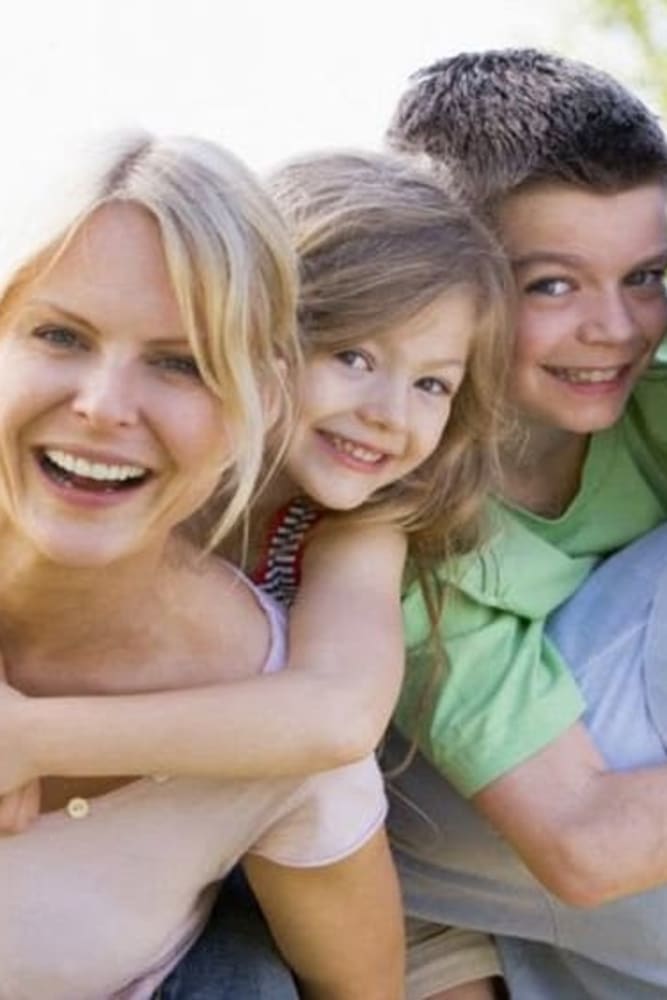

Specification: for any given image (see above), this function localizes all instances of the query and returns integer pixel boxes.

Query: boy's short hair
[387,48,667,211]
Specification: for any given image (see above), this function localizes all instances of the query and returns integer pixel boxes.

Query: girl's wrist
[20,694,80,780]
[0,687,46,787]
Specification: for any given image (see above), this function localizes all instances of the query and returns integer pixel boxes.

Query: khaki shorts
[406,919,502,999]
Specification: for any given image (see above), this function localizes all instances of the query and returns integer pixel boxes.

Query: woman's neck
[500,421,590,518]
[0,530,201,695]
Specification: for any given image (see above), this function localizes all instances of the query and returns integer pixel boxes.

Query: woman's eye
[626,267,667,290]
[153,355,202,379]
[416,376,451,397]
[32,325,85,349]
[334,349,372,372]
[523,277,573,297]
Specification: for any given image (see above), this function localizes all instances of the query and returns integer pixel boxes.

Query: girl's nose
[357,377,408,433]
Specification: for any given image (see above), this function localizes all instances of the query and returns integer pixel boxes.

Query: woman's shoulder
[180,555,286,683]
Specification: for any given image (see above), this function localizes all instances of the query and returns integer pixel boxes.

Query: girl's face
[284,290,474,510]
[499,182,667,436]
[0,202,231,568]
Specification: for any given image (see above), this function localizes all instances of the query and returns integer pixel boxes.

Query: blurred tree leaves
[588,0,667,112]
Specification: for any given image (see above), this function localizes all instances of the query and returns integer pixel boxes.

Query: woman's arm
[3,524,406,791]
[243,828,405,999]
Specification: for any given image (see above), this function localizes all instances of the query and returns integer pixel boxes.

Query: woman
[0,132,402,999]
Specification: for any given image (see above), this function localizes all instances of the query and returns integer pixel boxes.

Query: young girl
[0,150,511,821]
[0,131,404,999]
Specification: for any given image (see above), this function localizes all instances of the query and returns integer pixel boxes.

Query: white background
[3,0,637,174]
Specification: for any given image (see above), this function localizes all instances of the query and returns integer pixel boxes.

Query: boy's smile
[498,182,667,438]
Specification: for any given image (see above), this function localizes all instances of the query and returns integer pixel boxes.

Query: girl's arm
[243,828,405,999]
[4,524,406,792]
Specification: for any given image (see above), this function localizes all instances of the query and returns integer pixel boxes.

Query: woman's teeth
[328,435,384,464]
[44,449,147,483]
[546,366,624,384]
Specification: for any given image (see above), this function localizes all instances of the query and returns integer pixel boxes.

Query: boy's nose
[578,290,641,346]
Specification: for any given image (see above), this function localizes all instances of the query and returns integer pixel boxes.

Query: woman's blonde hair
[0,131,300,547]
[269,150,513,565]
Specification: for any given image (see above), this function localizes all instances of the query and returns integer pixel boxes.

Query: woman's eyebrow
[25,298,97,332]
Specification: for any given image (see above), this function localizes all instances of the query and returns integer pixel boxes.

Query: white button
[66,797,90,819]
[152,773,171,784]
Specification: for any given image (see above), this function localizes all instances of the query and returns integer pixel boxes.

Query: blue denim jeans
[157,868,298,999]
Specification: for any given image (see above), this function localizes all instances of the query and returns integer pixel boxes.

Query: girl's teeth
[45,449,146,482]
[330,435,383,463]
[548,367,623,384]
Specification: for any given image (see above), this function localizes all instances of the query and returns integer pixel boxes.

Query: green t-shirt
[396,366,667,797]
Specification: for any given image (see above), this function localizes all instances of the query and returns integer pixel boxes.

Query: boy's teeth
[548,367,623,384]
[330,435,383,463]
[45,449,147,482]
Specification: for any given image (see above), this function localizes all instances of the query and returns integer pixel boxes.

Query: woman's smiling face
[0,202,231,569]
[499,182,667,436]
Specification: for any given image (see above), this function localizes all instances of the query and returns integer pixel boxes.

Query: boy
[387,48,667,999]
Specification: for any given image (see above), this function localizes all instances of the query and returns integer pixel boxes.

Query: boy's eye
[523,277,573,297]
[32,325,86,349]
[415,376,451,397]
[152,355,202,379]
[334,349,372,372]
[625,267,667,289]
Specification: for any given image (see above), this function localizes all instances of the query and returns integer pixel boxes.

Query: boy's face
[498,182,667,435]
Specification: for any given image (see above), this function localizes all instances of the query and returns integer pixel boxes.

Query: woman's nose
[71,359,140,429]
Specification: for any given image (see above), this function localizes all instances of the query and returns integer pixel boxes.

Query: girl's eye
[334,349,372,372]
[152,355,202,379]
[625,267,667,289]
[32,325,86,349]
[523,277,573,297]
[415,376,451,397]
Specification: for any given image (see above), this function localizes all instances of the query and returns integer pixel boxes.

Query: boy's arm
[474,722,667,906]
[400,565,667,907]
[4,525,406,790]
[243,828,405,999]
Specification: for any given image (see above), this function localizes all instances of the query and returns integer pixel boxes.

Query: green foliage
[588,0,667,113]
